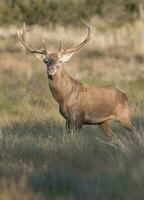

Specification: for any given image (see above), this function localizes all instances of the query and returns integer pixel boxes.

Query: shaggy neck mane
[48,67,82,104]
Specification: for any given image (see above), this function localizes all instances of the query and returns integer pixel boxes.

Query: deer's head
[17,23,91,76]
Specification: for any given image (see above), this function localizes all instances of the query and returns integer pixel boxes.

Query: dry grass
[0,19,144,199]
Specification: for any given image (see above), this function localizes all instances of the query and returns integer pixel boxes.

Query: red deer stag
[17,23,133,140]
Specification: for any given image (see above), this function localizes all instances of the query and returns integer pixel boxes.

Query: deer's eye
[44,58,55,66]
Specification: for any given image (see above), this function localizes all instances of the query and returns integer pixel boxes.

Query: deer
[17,23,134,143]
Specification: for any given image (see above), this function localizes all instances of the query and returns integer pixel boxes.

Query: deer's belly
[84,107,115,124]
[84,115,114,124]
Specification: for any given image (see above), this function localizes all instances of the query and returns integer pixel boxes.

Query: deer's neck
[48,67,77,105]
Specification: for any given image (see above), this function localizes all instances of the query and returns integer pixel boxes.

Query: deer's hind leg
[99,120,128,152]
[99,120,120,144]
[118,118,133,132]
[99,120,113,138]
[115,103,134,132]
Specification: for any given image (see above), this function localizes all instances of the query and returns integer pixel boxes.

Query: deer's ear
[34,53,45,61]
[60,52,74,63]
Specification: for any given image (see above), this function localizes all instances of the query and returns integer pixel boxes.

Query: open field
[0,20,144,199]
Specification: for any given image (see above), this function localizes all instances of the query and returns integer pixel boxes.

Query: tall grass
[0,117,144,200]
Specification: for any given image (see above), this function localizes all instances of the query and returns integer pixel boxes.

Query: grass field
[0,20,144,199]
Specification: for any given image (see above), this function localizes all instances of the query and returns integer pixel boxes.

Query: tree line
[0,0,143,26]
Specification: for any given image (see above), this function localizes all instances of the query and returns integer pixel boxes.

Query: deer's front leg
[65,119,82,134]
[65,120,71,134]
[69,120,83,132]
[66,107,84,132]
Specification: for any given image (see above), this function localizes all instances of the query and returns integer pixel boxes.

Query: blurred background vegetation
[0,0,143,26]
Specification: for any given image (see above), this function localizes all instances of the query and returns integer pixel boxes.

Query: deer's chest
[59,100,83,121]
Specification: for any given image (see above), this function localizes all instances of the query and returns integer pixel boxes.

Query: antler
[17,23,48,55]
[63,21,91,54]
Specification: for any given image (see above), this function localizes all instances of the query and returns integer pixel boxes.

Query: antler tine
[59,41,62,52]
[17,23,48,55]
[64,21,91,54]
[42,39,48,54]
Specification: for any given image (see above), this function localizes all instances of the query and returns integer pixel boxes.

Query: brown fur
[48,66,134,137]
[17,23,133,138]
